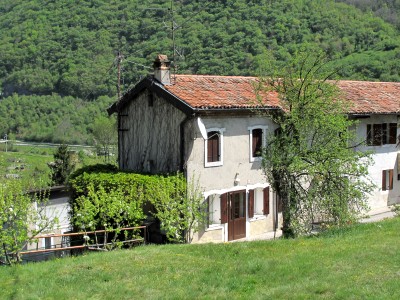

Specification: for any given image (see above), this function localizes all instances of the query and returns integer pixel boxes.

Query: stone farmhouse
[108,55,399,243]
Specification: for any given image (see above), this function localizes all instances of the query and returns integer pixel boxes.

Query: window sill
[205,161,223,168]
[249,215,267,222]
[249,157,262,163]
[206,224,224,231]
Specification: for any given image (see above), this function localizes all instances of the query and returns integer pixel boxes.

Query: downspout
[179,114,194,175]
[179,114,195,243]
[274,192,278,239]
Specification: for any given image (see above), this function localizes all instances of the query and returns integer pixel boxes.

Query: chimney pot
[153,54,171,85]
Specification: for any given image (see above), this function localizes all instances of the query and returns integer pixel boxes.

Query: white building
[109,55,399,243]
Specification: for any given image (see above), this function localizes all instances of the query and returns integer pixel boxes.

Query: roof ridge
[174,75,400,84]
[337,80,400,84]
[173,74,259,79]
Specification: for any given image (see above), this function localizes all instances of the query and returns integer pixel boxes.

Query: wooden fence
[19,226,147,261]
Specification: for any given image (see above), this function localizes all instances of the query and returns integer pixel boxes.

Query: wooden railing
[19,226,147,257]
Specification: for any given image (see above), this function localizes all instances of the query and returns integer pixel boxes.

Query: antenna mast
[170,0,176,78]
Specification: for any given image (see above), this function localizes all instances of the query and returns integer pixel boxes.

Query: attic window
[367,123,397,146]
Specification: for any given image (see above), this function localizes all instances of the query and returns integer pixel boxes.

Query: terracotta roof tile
[336,80,400,114]
[163,75,400,114]
[164,75,280,109]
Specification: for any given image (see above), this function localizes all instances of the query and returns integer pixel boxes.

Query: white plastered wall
[186,115,276,191]
[354,114,400,209]
[186,115,278,243]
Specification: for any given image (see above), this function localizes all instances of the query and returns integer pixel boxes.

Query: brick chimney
[153,54,171,85]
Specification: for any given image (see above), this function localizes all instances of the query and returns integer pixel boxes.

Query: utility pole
[117,51,123,101]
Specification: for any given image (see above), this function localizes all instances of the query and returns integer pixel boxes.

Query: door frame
[227,190,246,241]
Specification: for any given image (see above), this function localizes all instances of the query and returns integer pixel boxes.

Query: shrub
[69,167,206,243]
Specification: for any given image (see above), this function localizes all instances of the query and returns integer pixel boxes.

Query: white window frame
[367,123,398,146]
[205,128,225,167]
[248,125,268,162]
[382,169,394,191]
[253,188,264,216]
[208,195,221,225]
[41,236,54,249]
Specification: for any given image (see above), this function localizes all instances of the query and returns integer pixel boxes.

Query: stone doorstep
[233,230,282,242]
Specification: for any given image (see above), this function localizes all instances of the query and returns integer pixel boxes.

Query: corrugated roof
[163,75,400,114]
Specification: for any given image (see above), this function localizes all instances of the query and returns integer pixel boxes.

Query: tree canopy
[0,181,58,264]
[259,52,374,238]
[1,0,400,144]
[1,0,400,99]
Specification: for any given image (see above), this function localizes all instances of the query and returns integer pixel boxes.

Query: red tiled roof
[164,75,280,109]
[163,75,400,114]
[336,80,400,114]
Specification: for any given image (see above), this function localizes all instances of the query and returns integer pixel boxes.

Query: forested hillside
[1,0,400,144]
[335,0,400,29]
[0,94,112,144]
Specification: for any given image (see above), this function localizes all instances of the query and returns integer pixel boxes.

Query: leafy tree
[48,144,76,185]
[0,181,58,264]
[150,174,208,243]
[258,52,374,238]
[92,116,117,163]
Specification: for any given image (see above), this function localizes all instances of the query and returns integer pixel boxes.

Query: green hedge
[69,167,190,242]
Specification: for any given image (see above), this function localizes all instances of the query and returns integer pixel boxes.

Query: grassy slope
[0,148,52,188]
[0,145,110,188]
[1,218,400,299]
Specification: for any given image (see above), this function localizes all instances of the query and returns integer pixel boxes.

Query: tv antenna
[117,51,123,101]
[141,1,178,76]
[133,1,212,83]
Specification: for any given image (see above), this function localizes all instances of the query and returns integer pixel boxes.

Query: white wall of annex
[354,115,399,209]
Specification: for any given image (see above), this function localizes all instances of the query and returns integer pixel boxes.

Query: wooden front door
[228,191,246,241]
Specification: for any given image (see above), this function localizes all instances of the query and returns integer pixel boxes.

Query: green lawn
[1,217,400,299]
